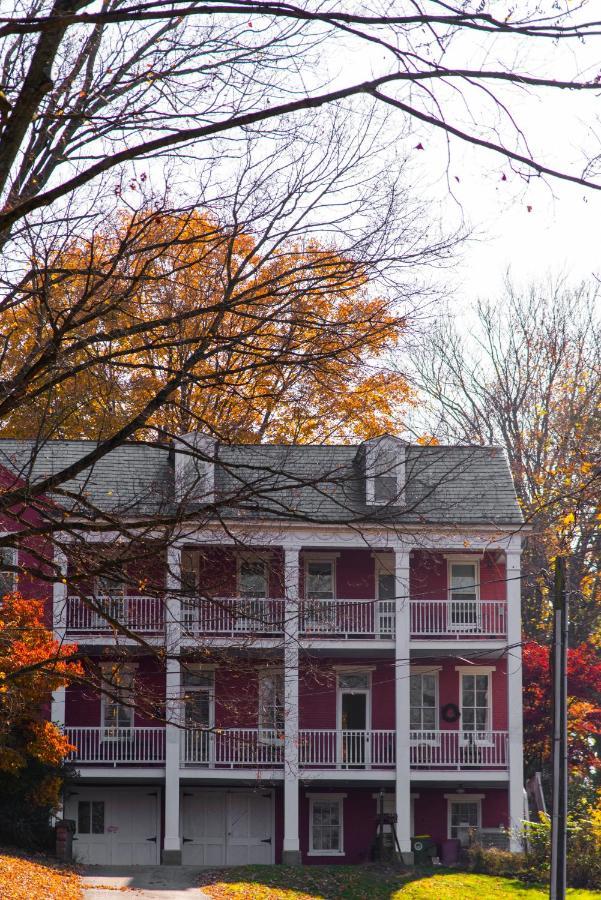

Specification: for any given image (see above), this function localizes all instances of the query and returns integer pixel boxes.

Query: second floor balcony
[65,725,508,771]
[64,595,507,641]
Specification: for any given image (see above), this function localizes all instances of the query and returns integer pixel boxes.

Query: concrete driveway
[81,865,211,899]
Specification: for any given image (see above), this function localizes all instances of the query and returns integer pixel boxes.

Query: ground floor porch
[63,780,510,867]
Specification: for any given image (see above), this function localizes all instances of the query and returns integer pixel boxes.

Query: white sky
[333,6,601,305]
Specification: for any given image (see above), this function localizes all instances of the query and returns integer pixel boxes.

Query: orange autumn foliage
[1,209,413,444]
[0,848,81,900]
[0,593,81,776]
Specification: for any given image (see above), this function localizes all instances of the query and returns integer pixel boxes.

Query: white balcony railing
[181,728,284,767]
[182,598,285,636]
[299,600,395,639]
[410,600,507,638]
[64,595,507,639]
[65,726,508,770]
[66,726,165,763]
[410,730,508,768]
[66,596,164,633]
[298,729,396,768]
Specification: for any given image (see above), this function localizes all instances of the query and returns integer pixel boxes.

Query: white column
[51,547,68,728]
[506,547,524,851]
[282,544,301,865]
[163,545,182,864]
[394,545,412,856]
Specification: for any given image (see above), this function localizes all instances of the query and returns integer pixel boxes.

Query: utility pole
[550,556,568,900]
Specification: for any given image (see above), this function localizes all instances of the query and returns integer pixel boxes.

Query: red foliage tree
[522,640,601,778]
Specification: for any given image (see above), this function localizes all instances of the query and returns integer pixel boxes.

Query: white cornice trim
[455,665,496,674]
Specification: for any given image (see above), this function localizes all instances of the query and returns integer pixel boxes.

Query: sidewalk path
[81,865,211,900]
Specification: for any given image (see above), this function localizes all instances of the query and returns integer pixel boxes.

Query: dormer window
[173,432,217,504]
[363,435,405,506]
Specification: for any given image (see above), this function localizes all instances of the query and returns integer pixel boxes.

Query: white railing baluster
[65,726,165,763]
[409,730,508,767]
[409,600,507,638]
[180,728,284,768]
[66,596,164,634]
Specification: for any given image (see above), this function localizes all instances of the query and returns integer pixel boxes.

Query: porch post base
[282,850,302,866]
[161,849,182,865]
[400,851,414,866]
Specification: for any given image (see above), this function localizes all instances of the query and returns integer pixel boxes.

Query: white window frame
[234,552,272,632]
[446,555,481,632]
[303,554,338,632]
[456,666,495,746]
[181,665,215,764]
[100,663,136,740]
[364,436,405,506]
[304,554,338,599]
[0,544,17,596]
[307,793,346,856]
[373,553,396,637]
[409,667,440,743]
[446,794,484,842]
[181,551,200,631]
[258,668,285,744]
[236,553,270,598]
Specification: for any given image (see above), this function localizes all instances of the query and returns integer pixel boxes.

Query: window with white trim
[363,436,405,506]
[181,551,199,631]
[461,672,490,733]
[238,559,268,598]
[101,664,134,737]
[410,672,437,734]
[96,562,126,622]
[375,557,395,637]
[182,667,214,763]
[258,669,285,739]
[0,546,16,597]
[306,560,334,599]
[310,797,344,854]
[448,560,479,630]
[448,799,481,843]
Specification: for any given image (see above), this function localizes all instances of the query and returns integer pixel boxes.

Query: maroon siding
[299,786,378,864]
[414,788,509,844]
[411,550,506,604]
[65,656,165,728]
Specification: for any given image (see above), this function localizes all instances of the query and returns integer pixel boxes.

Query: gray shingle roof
[0,438,523,526]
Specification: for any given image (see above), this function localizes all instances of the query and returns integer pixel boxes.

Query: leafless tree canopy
[413,279,601,641]
[0,0,598,671]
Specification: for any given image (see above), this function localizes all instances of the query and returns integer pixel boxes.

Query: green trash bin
[411,835,437,865]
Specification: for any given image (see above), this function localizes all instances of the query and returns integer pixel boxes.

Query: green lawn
[197,865,601,900]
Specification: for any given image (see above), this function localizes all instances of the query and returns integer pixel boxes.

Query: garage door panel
[183,789,273,866]
[65,789,159,866]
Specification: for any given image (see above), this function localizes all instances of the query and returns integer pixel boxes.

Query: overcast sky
[334,5,601,306]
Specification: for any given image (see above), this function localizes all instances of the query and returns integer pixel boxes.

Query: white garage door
[65,788,160,865]
[182,789,273,865]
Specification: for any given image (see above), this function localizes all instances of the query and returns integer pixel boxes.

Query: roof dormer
[173,432,217,504]
[362,434,406,506]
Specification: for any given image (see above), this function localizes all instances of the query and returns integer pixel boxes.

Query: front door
[338,671,371,767]
[341,693,367,765]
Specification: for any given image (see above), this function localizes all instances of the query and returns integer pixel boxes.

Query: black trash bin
[411,835,437,865]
